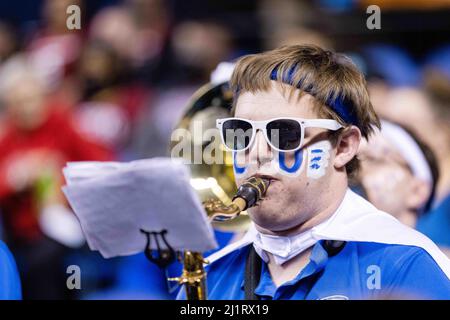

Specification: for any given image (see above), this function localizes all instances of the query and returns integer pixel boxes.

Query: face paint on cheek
[277,149,305,177]
[233,151,247,176]
[306,141,332,179]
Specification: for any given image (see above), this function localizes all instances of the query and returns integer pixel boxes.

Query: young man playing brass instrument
[178,45,450,300]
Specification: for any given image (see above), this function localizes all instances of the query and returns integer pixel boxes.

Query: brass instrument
[170,176,270,300]
[170,81,251,232]
[169,79,271,299]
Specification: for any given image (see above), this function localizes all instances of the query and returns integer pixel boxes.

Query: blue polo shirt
[0,241,21,300]
[177,240,450,300]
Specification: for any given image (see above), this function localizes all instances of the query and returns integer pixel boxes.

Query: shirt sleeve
[384,246,450,299]
[0,241,22,300]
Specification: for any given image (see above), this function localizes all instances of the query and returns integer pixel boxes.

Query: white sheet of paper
[62,158,218,258]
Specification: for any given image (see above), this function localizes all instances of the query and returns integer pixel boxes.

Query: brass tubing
[177,176,270,300]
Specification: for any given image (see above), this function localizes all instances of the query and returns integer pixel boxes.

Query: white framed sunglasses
[216,117,343,152]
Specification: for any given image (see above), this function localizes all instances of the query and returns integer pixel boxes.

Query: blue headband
[269,66,359,126]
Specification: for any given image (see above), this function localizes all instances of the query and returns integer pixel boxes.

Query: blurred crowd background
[0,0,448,299]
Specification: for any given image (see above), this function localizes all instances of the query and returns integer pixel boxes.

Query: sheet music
[62,158,218,258]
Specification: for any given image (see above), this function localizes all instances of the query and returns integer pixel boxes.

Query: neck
[266,247,313,287]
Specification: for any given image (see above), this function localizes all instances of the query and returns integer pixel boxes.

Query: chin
[249,206,277,226]
[249,208,293,232]
[250,202,311,233]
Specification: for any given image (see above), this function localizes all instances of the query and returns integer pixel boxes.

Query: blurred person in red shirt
[74,41,150,156]
[25,0,85,108]
[0,54,114,299]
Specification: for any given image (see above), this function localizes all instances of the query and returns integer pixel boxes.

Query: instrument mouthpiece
[233,176,270,211]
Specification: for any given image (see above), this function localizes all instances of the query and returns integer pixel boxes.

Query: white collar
[252,205,340,265]
[253,228,317,265]
[206,188,450,280]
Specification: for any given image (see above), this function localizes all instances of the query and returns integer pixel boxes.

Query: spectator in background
[0,54,114,299]
[360,45,421,127]
[357,120,439,228]
[372,46,450,254]
[85,4,166,158]
[380,86,449,193]
[133,20,234,159]
[74,41,138,157]
[89,1,169,66]
[26,0,84,109]
[88,1,170,85]
[415,66,450,254]
[421,47,450,204]
[169,20,234,85]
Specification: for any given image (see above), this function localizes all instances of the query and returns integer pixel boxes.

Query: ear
[405,179,431,211]
[333,126,362,170]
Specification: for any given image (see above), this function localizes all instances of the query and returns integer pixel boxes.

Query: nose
[248,129,273,167]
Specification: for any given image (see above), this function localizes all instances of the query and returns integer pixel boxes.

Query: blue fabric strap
[269,66,358,126]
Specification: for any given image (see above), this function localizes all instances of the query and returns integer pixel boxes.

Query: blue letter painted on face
[233,152,247,175]
[278,150,303,174]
